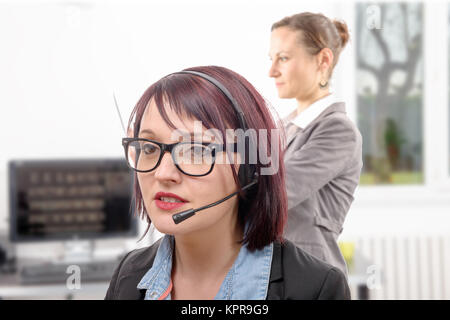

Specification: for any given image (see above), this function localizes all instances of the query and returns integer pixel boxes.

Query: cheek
[281,62,300,85]
[136,173,147,193]
[136,173,154,209]
[209,163,237,195]
[290,64,317,88]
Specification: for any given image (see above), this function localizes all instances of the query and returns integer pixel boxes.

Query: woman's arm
[285,116,361,210]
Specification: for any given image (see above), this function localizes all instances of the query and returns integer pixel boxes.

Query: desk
[0,274,109,299]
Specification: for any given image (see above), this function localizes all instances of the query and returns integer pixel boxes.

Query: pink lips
[154,192,187,211]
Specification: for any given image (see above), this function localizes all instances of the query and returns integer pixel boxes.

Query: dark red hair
[127,65,287,251]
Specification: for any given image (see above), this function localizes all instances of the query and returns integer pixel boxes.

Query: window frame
[335,1,450,209]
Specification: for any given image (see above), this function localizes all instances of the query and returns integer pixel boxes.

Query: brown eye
[142,143,158,155]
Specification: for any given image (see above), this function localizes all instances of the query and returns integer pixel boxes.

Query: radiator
[352,235,450,300]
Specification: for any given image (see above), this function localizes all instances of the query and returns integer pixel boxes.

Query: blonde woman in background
[268,12,363,277]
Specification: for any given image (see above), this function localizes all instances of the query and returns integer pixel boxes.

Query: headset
[170,70,259,224]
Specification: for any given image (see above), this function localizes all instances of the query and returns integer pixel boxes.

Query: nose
[268,61,280,78]
[154,152,182,184]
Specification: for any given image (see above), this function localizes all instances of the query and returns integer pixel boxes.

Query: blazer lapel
[283,102,346,150]
[285,122,302,149]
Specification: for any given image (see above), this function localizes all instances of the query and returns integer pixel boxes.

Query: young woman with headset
[105,65,349,300]
[268,13,363,277]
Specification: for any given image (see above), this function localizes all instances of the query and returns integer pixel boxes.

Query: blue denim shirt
[136,235,273,300]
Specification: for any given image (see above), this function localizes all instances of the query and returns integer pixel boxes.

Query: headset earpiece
[237,135,258,188]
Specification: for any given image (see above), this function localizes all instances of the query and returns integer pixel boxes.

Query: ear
[316,48,334,74]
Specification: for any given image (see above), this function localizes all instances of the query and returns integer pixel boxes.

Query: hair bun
[333,19,349,48]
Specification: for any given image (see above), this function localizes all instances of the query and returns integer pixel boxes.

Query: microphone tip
[172,209,196,224]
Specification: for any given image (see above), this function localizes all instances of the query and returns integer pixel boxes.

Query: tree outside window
[356,2,423,184]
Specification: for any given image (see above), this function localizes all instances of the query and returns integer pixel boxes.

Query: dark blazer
[105,238,350,300]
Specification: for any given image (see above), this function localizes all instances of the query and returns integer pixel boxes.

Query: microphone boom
[172,178,258,224]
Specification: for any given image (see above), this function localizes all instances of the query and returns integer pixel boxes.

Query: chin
[276,89,292,99]
[150,210,200,236]
[149,211,181,235]
[278,92,292,99]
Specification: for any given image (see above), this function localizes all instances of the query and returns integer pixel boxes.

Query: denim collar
[136,234,273,300]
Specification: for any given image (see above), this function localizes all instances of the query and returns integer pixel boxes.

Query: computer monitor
[8,158,137,242]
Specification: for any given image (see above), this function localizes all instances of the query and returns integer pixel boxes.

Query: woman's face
[268,27,321,101]
[137,99,240,236]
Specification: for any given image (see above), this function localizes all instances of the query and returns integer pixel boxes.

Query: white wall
[0,0,340,232]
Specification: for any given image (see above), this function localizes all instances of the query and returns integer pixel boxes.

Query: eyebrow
[138,129,213,142]
[138,129,156,137]
[268,51,290,59]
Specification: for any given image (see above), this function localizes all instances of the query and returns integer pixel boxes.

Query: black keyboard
[20,259,119,285]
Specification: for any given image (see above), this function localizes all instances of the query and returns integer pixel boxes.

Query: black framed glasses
[122,137,238,177]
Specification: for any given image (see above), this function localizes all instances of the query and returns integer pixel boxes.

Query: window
[449,5,450,176]
[356,2,423,185]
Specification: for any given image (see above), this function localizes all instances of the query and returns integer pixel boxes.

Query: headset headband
[174,70,249,132]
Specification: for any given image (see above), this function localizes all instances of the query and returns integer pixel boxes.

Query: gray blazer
[282,102,363,277]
